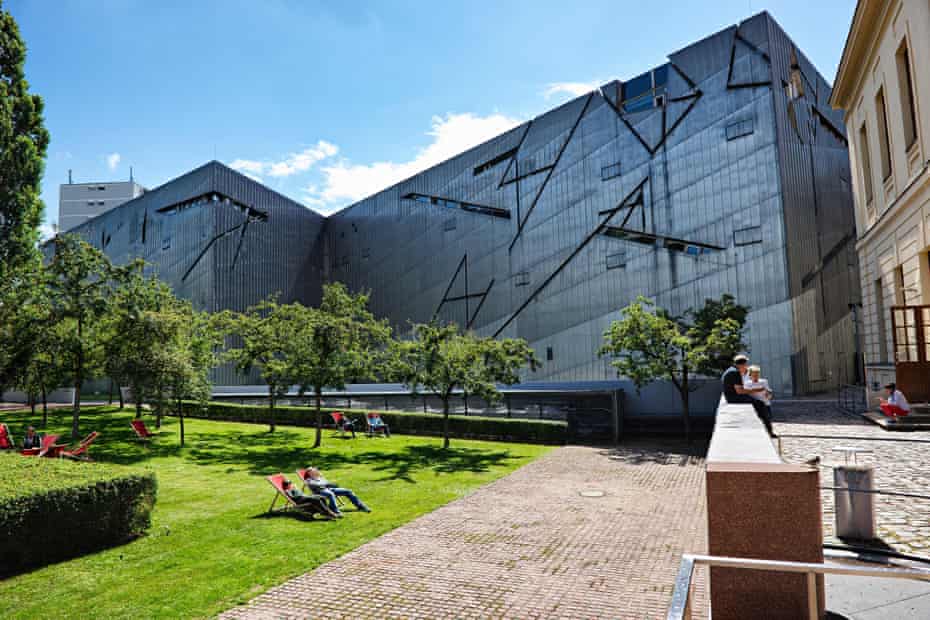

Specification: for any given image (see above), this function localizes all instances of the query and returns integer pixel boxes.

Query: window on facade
[443,217,457,231]
[725,119,755,141]
[606,252,626,270]
[162,235,171,250]
[858,123,874,206]
[98,186,106,191]
[621,65,668,113]
[875,87,893,181]
[600,162,622,181]
[514,271,530,287]
[875,278,888,362]
[733,225,763,246]
[546,346,554,361]
[896,39,918,151]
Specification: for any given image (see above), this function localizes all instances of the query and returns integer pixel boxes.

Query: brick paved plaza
[775,400,930,554]
[221,442,709,619]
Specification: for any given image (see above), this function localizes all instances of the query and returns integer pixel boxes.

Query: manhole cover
[579,490,605,498]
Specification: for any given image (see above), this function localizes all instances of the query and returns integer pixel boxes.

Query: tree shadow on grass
[251,510,331,523]
[183,434,520,483]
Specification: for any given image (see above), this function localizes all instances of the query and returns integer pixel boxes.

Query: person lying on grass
[280,478,340,519]
[304,467,371,515]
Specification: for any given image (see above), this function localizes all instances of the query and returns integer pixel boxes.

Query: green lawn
[0,407,550,619]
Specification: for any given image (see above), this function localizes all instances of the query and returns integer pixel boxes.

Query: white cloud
[543,81,601,99]
[304,112,522,212]
[230,140,338,179]
[106,152,121,171]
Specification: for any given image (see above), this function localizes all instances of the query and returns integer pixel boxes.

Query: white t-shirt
[743,376,772,405]
[888,390,910,412]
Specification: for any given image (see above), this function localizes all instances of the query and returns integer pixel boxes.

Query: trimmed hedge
[179,400,566,444]
[0,453,157,576]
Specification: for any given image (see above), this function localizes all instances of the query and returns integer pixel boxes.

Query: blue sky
[9,0,856,233]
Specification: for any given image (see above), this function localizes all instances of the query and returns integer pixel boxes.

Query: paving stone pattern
[221,443,709,619]
[775,400,930,554]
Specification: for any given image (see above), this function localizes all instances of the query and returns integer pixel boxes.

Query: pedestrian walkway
[775,400,930,554]
[221,442,709,619]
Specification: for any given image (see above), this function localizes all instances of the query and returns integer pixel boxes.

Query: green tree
[689,293,749,377]
[394,323,538,449]
[45,234,117,439]
[222,297,302,433]
[598,296,746,437]
[102,263,181,421]
[0,259,47,393]
[164,308,220,446]
[0,2,50,277]
[291,283,391,448]
[16,319,68,426]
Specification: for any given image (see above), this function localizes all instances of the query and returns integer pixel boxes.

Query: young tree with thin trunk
[222,298,301,433]
[394,323,538,449]
[291,283,391,449]
[45,234,116,439]
[598,295,747,437]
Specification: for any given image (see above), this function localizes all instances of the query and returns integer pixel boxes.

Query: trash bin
[834,465,875,539]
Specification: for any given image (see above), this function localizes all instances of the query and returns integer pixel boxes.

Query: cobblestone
[220,442,709,619]
[775,399,930,555]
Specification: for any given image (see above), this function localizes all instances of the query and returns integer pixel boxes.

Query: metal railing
[837,383,867,415]
[667,552,930,620]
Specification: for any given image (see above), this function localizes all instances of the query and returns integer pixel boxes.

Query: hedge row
[0,453,157,576]
[179,401,567,444]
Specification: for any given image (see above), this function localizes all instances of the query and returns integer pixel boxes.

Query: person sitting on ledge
[304,467,371,515]
[721,355,776,438]
[22,426,42,450]
[879,383,910,419]
[281,478,339,519]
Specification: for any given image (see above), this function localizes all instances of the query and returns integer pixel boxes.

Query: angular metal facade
[68,12,859,395]
[326,12,860,395]
[66,161,327,385]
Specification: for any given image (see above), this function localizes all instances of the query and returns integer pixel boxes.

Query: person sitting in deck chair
[281,478,339,519]
[304,467,371,515]
[366,413,391,437]
[879,383,910,419]
[22,426,42,450]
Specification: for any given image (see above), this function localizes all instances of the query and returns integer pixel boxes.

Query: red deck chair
[366,412,390,438]
[0,424,13,449]
[266,474,333,518]
[20,435,59,456]
[329,412,357,438]
[296,468,345,507]
[130,419,154,441]
[61,431,100,461]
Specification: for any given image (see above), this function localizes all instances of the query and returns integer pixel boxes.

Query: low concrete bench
[705,397,824,619]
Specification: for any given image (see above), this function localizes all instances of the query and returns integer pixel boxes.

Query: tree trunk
[442,397,450,449]
[72,319,84,440]
[268,385,276,433]
[41,386,47,427]
[313,388,323,448]
[155,390,163,429]
[29,395,35,416]
[118,382,124,409]
[681,366,691,440]
[108,379,114,405]
[177,397,185,446]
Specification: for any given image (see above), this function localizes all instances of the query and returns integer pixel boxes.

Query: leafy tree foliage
[598,295,746,436]
[291,283,391,448]
[45,234,119,439]
[221,297,304,433]
[393,323,538,449]
[0,2,49,276]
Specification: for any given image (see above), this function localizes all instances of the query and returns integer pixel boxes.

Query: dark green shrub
[0,453,157,576]
[178,401,566,444]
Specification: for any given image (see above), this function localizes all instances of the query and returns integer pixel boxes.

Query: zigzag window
[514,271,530,287]
[601,162,622,181]
[473,147,518,176]
[622,64,669,113]
[156,192,268,222]
[401,192,510,219]
[734,225,763,246]
[725,119,754,140]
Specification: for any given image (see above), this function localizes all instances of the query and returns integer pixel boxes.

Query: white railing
[667,552,930,620]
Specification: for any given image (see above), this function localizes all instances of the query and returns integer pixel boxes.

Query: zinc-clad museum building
[66,12,859,396]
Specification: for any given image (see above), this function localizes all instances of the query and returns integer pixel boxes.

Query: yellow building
[831,0,930,404]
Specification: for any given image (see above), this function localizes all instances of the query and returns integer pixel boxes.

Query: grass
[0,406,550,619]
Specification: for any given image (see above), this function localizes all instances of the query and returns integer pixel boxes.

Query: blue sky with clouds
[9,0,856,233]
